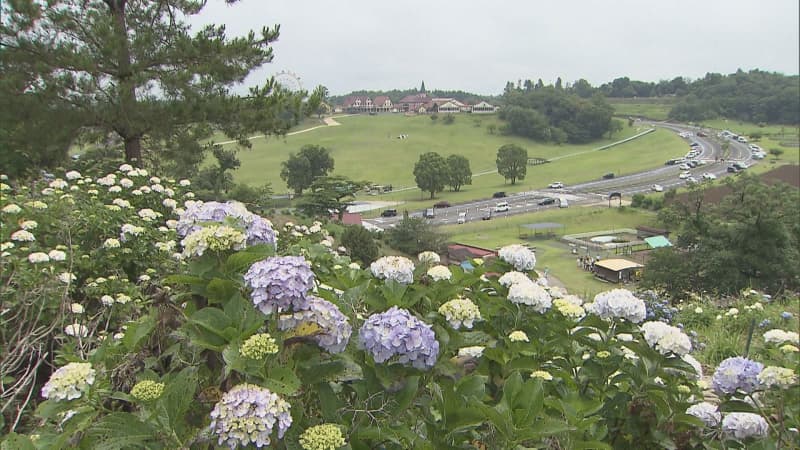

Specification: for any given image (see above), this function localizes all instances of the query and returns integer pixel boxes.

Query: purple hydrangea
[712,356,764,395]
[177,201,276,247]
[244,256,315,315]
[279,296,352,353]
[209,383,292,449]
[358,306,439,370]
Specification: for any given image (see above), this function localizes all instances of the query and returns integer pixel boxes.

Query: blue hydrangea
[177,201,276,247]
[244,256,315,315]
[639,290,677,323]
[358,306,439,370]
[712,356,764,395]
[279,296,352,353]
[210,383,292,448]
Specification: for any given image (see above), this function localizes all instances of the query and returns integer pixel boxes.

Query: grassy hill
[222,114,688,204]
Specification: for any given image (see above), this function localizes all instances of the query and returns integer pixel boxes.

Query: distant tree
[572,78,594,98]
[496,144,528,185]
[535,79,544,89]
[387,216,448,255]
[769,148,784,160]
[420,81,427,93]
[413,152,448,198]
[555,77,563,90]
[442,114,455,125]
[429,113,439,122]
[487,124,497,135]
[523,79,534,91]
[194,146,241,197]
[341,226,379,265]
[446,155,472,192]
[607,119,624,137]
[297,175,366,219]
[280,145,335,194]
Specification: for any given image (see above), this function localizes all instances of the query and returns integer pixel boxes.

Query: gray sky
[195,0,800,96]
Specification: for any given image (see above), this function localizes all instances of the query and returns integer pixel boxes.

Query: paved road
[365,121,758,229]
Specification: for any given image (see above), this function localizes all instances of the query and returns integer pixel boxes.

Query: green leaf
[315,382,342,422]
[122,313,156,352]
[223,293,264,336]
[264,367,301,395]
[161,367,198,436]
[206,278,239,304]
[163,274,206,287]
[387,375,419,416]
[86,412,157,450]
[1,433,36,450]
[224,247,274,273]
[188,307,234,337]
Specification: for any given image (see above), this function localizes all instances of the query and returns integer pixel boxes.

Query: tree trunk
[124,136,142,162]
[107,0,140,162]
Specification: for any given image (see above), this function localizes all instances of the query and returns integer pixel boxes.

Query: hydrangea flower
[130,380,165,402]
[64,323,89,337]
[299,424,346,450]
[2,204,22,214]
[712,357,763,395]
[19,220,37,230]
[48,249,67,261]
[28,252,50,263]
[427,265,452,281]
[507,280,552,313]
[358,306,439,370]
[370,256,415,284]
[641,321,692,355]
[498,244,536,271]
[682,354,703,379]
[686,402,721,427]
[438,297,482,330]
[457,346,484,358]
[240,333,279,359]
[177,201,276,247]
[498,271,530,287]
[41,362,96,401]
[278,296,352,354]
[103,238,121,249]
[553,298,586,320]
[763,329,800,345]
[417,251,440,265]
[244,256,315,315]
[531,370,553,380]
[757,366,798,388]
[181,225,246,257]
[589,289,646,323]
[509,330,529,342]
[721,413,769,440]
[11,230,35,241]
[209,384,292,449]
[65,170,82,180]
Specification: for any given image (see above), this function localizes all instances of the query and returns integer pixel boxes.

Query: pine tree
[420,80,427,93]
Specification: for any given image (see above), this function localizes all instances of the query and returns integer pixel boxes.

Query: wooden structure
[593,258,643,283]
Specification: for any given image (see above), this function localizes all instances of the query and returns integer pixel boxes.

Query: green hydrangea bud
[240,333,279,359]
[130,380,165,402]
[299,424,346,450]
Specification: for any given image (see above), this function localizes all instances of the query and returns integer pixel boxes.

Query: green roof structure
[644,235,672,249]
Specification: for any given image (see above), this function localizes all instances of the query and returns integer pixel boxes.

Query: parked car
[457,212,467,224]
[558,198,569,208]
[482,211,492,220]
[433,201,451,209]
[727,165,741,173]
[679,171,691,179]
[686,176,699,184]
[381,209,398,217]
[733,161,749,170]
[679,163,691,170]
[702,172,717,180]
[548,182,564,189]
[537,198,556,206]
[494,202,510,212]
[651,184,664,192]
[492,191,507,198]
[602,173,615,179]
[423,208,435,219]
[696,131,707,137]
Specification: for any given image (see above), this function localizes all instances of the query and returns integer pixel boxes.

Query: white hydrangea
[686,402,721,427]
[137,208,160,221]
[108,186,122,193]
[417,251,440,264]
[763,329,800,345]
[181,225,246,258]
[179,179,191,187]
[65,170,82,180]
[151,184,164,193]
[682,354,703,379]
[498,271,530,287]
[1,242,13,251]
[41,362,96,401]
[2,204,22,214]
[427,265,452,281]
[28,252,50,263]
[508,280,552,313]
[115,293,132,304]
[49,179,68,190]
[103,238,121,249]
[100,295,115,306]
[112,198,131,208]
[119,178,134,188]
[70,303,84,314]
[438,297,482,329]
[641,321,692,356]
[509,330,529,342]
[589,289,646,323]
[64,323,89,337]
[10,230,35,241]
[758,366,798,388]
[498,244,536,271]
[59,272,77,284]
[20,220,38,230]
[119,164,133,172]
[163,198,178,209]
[722,413,769,440]
[370,256,415,284]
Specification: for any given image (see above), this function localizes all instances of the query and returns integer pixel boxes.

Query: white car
[679,171,691,179]
[679,163,691,170]
[651,184,664,192]
[686,176,699,184]
[457,212,467,224]
[702,172,717,181]
[548,182,564,189]
[494,202,510,212]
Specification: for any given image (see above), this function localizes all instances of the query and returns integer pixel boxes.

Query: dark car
[602,173,615,180]
[538,197,557,206]
[727,165,741,173]
[433,201,451,209]
[380,209,398,217]
[492,191,507,198]
[696,131,707,137]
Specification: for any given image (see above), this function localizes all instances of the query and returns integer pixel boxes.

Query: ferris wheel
[274,70,303,92]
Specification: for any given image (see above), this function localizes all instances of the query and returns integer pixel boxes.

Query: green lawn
[222,114,688,207]
[442,205,659,298]
[699,119,800,168]
[608,98,676,121]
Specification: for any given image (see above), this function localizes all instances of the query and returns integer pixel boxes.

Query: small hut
[593,258,643,283]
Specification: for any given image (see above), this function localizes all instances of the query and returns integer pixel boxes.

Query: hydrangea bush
[2,168,798,449]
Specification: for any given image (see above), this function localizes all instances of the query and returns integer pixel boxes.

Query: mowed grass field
[223,114,688,206]
[442,206,659,298]
[607,97,676,121]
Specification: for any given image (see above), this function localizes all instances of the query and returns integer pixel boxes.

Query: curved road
[365,121,757,228]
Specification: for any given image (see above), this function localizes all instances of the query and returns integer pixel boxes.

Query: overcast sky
[195,0,800,96]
